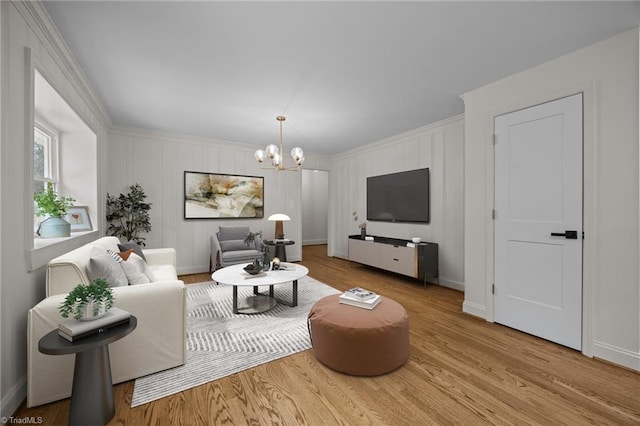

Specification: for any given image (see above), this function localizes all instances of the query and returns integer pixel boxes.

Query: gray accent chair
[209,225,263,272]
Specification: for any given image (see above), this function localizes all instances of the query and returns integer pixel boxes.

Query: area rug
[131,275,339,407]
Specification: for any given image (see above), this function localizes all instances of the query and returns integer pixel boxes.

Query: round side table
[38,316,137,426]
[265,239,295,262]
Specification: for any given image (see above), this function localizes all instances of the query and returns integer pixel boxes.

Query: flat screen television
[367,168,430,223]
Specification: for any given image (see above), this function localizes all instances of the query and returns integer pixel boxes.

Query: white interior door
[494,94,583,350]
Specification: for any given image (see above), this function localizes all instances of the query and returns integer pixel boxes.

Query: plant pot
[79,300,109,321]
[37,216,71,238]
[360,228,366,239]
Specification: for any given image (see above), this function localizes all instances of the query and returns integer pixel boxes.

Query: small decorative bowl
[243,264,262,275]
[411,237,422,244]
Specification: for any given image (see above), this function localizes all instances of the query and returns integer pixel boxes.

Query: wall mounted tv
[367,168,430,223]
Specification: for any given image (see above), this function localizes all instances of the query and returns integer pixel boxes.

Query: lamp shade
[268,213,291,221]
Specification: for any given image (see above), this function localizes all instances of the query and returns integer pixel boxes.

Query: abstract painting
[184,171,264,219]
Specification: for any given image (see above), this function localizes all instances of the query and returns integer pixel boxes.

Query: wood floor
[15,245,640,425]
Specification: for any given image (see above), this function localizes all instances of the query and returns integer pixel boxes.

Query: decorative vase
[79,300,108,321]
[360,228,366,239]
[37,216,71,238]
[261,251,271,271]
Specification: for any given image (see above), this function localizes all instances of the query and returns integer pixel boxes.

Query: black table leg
[292,279,298,307]
[233,285,239,314]
[69,345,114,426]
[274,245,287,261]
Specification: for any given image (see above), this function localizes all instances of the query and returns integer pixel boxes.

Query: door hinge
[492,209,496,220]
[492,134,497,145]
[492,284,495,295]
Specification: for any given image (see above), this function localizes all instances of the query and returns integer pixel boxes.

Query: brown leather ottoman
[307,294,409,376]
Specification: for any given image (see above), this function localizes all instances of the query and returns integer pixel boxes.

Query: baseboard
[302,239,327,246]
[178,265,210,276]
[436,278,464,292]
[2,375,26,418]
[592,340,640,372]
[462,301,487,319]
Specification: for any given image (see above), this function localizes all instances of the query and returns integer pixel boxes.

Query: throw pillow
[87,246,128,287]
[121,253,152,285]
[107,248,124,264]
[118,249,135,261]
[118,241,146,261]
[219,239,250,252]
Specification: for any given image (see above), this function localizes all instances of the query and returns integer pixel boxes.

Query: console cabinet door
[348,239,379,266]
[379,244,415,277]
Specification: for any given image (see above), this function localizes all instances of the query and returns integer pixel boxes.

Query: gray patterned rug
[131,275,339,407]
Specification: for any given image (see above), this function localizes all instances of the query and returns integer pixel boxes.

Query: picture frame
[65,206,93,232]
[184,171,264,219]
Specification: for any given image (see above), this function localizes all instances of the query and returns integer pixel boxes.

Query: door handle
[551,230,578,239]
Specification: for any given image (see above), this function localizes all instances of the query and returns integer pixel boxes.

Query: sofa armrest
[210,234,222,272]
[143,247,177,267]
[28,280,186,407]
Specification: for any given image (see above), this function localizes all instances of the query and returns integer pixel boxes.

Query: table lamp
[268,213,290,239]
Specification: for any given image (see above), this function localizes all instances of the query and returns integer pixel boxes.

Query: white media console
[348,235,438,285]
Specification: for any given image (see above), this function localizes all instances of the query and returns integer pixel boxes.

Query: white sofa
[27,236,186,407]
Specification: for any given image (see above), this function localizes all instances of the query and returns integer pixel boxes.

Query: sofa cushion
[118,241,146,261]
[87,247,128,287]
[219,239,249,252]
[222,249,262,263]
[218,226,250,241]
[147,264,178,281]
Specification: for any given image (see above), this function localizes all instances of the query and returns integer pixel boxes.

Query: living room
[2,1,639,423]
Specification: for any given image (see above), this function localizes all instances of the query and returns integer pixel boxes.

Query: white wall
[0,2,110,416]
[463,29,639,371]
[301,169,329,245]
[107,128,330,273]
[328,116,465,290]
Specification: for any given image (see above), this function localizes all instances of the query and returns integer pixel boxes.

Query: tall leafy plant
[106,183,152,246]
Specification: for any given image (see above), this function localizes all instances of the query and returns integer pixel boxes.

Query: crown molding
[334,113,465,160]
[12,1,111,128]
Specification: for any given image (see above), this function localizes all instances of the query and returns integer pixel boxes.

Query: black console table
[348,235,438,286]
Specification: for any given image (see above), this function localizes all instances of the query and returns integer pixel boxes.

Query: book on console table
[58,307,131,342]
[339,294,382,310]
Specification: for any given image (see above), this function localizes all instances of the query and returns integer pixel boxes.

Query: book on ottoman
[342,287,376,301]
[339,293,381,310]
[58,307,131,342]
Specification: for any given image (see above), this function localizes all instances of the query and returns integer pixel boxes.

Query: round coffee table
[212,262,309,314]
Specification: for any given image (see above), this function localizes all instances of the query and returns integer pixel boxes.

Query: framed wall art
[184,171,264,219]
[65,206,93,232]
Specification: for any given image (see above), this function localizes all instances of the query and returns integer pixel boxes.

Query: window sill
[27,230,99,271]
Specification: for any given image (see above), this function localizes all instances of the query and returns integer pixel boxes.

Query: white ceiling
[42,1,639,156]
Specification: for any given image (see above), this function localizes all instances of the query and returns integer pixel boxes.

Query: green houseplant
[34,182,76,238]
[244,231,270,270]
[106,183,152,246]
[59,278,115,321]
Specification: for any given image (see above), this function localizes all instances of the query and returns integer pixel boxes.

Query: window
[33,121,58,194]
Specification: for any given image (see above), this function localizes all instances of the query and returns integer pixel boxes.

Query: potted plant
[244,231,271,270]
[34,182,76,238]
[352,211,367,239]
[59,278,115,321]
[106,183,152,246]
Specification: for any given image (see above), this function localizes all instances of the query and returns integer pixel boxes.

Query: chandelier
[254,116,304,171]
